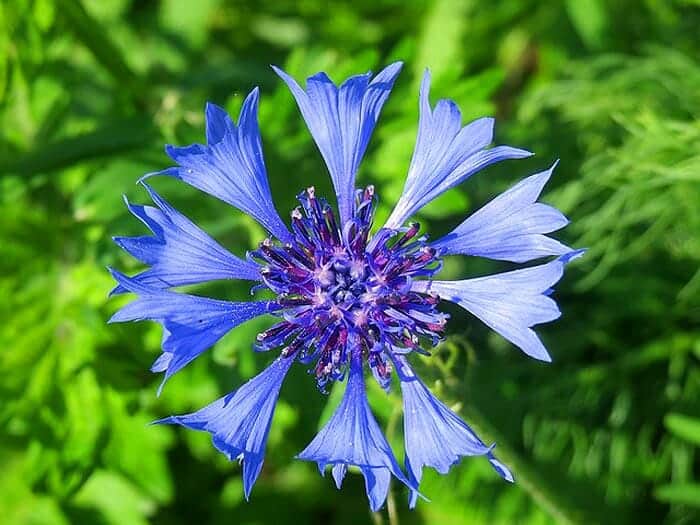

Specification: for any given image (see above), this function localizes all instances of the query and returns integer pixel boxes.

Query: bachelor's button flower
[109,61,583,509]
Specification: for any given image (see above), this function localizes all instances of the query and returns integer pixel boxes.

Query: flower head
[110,62,582,508]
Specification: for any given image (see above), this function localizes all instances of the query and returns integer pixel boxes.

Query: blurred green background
[2,1,699,524]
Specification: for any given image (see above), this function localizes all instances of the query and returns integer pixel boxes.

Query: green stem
[370,509,384,525]
[461,402,589,525]
[387,488,399,525]
[384,401,402,525]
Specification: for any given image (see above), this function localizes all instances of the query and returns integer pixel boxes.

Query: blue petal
[432,161,571,263]
[331,463,347,489]
[412,250,585,361]
[143,89,292,243]
[297,350,417,511]
[384,70,531,229]
[363,467,392,511]
[205,102,234,144]
[488,456,515,483]
[273,62,403,224]
[155,356,294,500]
[112,184,260,294]
[108,269,279,391]
[398,357,512,508]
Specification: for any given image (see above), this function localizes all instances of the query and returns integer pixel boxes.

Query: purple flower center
[251,186,447,391]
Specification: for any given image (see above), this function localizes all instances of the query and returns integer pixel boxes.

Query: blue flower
[154,356,293,500]
[395,355,513,508]
[431,161,572,263]
[272,62,402,225]
[110,62,583,508]
[111,184,260,293]
[108,269,279,394]
[383,70,532,230]
[298,345,419,511]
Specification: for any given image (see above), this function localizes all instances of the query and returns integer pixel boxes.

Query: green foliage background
[1,1,699,524]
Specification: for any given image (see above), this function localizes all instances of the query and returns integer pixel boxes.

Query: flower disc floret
[251,185,446,391]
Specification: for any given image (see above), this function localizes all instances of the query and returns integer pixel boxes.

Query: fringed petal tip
[107,266,155,297]
[400,361,512,508]
[273,62,402,224]
[149,415,179,426]
[106,266,135,304]
[432,160,574,263]
[539,350,554,363]
[137,166,179,185]
[407,481,435,509]
[559,248,587,264]
[307,462,426,512]
[488,452,515,483]
[331,463,347,489]
[204,101,234,145]
[384,70,532,229]
[107,260,126,297]
[242,454,265,501]
[414,245,584,361]
[149,357,293,498]
[298,353,421,510]
[133,90,292,243]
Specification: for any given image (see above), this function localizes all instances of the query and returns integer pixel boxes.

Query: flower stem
[387,487,399,525]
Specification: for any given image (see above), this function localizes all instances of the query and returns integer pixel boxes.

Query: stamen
[254,186,444,390]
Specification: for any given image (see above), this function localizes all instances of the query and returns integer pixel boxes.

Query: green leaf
[418,189,469,219]
[72,470,155,525]
[0,118,157,176]
[62,369,104,467]
[33,0,56,31]
[565,0,608,49]
[55,0,140,91]
[102,390,174,503]
[665,413,700,446]
[655,483,700,507]
[414,0,471,82]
